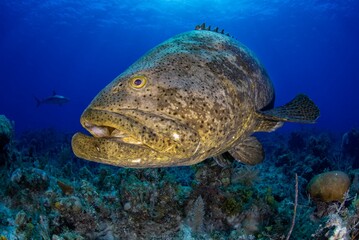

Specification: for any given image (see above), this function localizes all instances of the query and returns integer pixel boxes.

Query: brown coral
[57,180,74,195]
[307,171,350,202]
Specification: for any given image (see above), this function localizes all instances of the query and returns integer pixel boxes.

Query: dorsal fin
[195,23,205,30]
[195,23,232,37]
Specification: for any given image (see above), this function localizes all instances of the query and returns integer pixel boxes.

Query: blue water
[1,0,358,134]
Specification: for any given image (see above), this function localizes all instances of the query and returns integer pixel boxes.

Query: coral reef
[0,115,14,167]
[342,129,359,168]
[0,115,13,150]
[0,119,358,239]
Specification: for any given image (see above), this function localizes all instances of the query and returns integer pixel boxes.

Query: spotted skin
[72,29,319,168]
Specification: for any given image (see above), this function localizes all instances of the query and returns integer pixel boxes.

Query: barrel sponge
[307,171,350,202]
[0,115,13,149]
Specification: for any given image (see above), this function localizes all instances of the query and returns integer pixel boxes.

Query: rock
[307,171,350,202]
[15,210,27,227]
[124,202,131,211]
[54,196,83,213]
[10,168,23,183]
[52,235,65,240]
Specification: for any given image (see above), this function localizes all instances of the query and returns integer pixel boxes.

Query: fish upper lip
[81,108,182,146]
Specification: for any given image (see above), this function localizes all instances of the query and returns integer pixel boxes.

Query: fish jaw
[71,108,201,168]
[72,132,175,168]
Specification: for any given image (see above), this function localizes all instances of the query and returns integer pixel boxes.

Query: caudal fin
[260,94,320,123]
[34,97,41,107]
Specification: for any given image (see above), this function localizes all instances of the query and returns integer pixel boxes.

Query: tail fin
[260,94,320,123]
[34,97,41,107]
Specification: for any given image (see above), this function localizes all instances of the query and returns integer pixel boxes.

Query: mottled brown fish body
[72,29,319,168]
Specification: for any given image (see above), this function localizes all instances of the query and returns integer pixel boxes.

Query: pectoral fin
[228,136,264,165]
[213,152,233,167]
[254,94,320,132]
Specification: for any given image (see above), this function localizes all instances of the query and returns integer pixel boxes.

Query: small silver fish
[35,91,69,107]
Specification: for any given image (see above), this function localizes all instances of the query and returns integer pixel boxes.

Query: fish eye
[129,75,147,89]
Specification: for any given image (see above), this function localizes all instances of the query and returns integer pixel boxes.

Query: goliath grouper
[72,23,319,168]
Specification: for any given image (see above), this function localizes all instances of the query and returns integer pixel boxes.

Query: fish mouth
[79,108,154,148]
[73,108,201,155]
[71,108,201,167]
[83,121,143,145]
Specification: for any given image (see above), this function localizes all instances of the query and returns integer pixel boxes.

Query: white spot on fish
[132,159,142,163]
[172,132,180,141]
